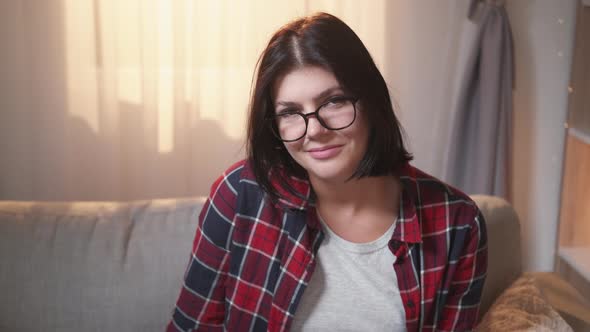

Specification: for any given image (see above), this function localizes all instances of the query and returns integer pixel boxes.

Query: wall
[506,0,577,271]
[382,0,578,271]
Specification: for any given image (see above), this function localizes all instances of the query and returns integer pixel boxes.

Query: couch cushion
[0,198,204,332]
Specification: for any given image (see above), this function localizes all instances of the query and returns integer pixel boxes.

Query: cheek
[283,141,301,158]
[345,115,369,143]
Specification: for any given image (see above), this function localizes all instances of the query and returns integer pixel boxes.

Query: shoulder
[204,160,263,218]
[404,165,481,228]
[200,160,265,246]
[215,159,313,212]
[405,166,487,269]
[209,159,294,216]
[210,159,259,194]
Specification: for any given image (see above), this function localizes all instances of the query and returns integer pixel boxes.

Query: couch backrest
[0,195,522,331]
[0,198,204,332]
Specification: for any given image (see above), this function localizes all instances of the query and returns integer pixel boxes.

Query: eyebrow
[275,86,344,109]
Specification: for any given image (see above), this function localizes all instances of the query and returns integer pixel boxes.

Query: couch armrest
[471,195,522,317]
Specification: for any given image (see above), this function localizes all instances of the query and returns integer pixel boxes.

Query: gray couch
[0,195,569,331]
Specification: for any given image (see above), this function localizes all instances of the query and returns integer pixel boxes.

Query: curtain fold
[444,0,514,199]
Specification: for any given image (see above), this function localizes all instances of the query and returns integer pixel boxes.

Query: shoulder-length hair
[246,12,412,202]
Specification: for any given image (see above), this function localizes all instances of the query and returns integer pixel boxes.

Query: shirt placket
[391,239,421,332]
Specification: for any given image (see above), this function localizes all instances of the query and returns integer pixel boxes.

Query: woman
[167,12,487,332]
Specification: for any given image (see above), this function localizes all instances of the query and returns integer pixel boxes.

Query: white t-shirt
[291,215,407,332]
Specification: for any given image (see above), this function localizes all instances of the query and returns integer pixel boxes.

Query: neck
[310,174,400,214]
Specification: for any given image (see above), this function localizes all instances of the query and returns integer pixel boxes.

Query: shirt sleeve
[166,172,238,332]
[438,207,488,332]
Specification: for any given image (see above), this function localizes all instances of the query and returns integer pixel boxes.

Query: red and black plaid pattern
[167,160,487,332]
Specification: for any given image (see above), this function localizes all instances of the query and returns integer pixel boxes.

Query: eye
[276,109,300,118]
[322,96,352,110]
[325,95,348,106]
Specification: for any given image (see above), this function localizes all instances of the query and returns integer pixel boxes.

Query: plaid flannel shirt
[167,160,487,332]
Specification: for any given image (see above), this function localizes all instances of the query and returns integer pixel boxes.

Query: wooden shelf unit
[556,1,590,300]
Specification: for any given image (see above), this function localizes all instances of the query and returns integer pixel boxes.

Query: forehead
[272,66,341,104]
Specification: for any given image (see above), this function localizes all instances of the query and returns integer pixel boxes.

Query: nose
[305,115,326,138]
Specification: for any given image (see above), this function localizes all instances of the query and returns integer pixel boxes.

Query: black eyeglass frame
[269,96,359,142]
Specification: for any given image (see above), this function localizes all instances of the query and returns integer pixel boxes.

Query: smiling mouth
[306,145,343,159]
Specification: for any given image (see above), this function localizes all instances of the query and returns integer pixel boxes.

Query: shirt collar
[274,175,314,211]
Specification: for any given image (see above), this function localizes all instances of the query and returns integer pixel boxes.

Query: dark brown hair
[246,12,412,202]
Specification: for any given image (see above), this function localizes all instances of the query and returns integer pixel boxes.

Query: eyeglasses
[271,96,359,142]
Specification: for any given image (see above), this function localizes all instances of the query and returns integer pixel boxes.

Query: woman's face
[272,66,369,185]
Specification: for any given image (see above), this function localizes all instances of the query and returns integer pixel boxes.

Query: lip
[306,144,344,160]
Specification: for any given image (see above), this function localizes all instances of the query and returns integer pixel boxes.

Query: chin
[305,161,356,184]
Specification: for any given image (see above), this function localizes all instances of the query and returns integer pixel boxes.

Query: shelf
[559,247,590,283]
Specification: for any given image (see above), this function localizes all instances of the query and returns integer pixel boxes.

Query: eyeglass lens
[275,98,356,142]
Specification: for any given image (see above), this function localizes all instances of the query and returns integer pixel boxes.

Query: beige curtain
[2,0,490,202]
[0,0,390,201]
